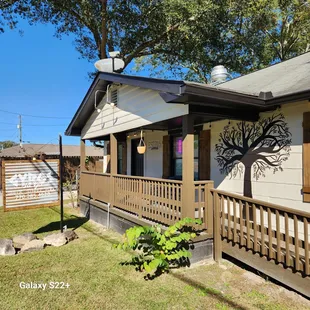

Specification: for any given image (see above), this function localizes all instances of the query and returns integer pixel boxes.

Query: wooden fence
[212,189,310,276]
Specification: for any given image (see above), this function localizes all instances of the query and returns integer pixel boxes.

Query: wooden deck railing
[79,172,214,230]
[80,171,111,203]
[211,189,310,276]
[114,174,183,226]
[194,181,214,233]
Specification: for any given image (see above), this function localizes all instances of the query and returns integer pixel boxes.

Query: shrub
[114,217,202,279]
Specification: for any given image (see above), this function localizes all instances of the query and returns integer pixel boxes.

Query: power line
[0,121,67,127]
[0,109,72,119]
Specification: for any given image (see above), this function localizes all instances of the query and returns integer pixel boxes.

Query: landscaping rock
[44,233,67,247]
[63,230,78,242]
[20,239,45,253]
[13,232,37,249]
[0,239,15,256]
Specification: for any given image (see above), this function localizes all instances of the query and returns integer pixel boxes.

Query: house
[66,52,310,297]
[0,143,104,189]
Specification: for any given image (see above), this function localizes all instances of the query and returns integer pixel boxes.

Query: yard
[0,206,309,310]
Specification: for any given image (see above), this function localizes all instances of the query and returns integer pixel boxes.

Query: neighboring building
[66,52,310,297]
[0,143,103,159]
[0,144,104,189]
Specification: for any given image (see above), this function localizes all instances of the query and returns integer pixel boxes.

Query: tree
[215,113,292,198]
[150,0,310,82]
[0,0,31,33]
[0,140,17,149]
[2,1,310,80]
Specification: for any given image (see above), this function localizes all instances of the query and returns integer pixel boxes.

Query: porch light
[137,130,146,154]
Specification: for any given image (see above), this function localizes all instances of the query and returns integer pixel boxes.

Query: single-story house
[66,52,310,297]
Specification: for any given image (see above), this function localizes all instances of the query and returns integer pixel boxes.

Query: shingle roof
[217,52,310,97]
[0,144,103,158]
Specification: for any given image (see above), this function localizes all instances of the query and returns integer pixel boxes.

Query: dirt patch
[173,259,310,310]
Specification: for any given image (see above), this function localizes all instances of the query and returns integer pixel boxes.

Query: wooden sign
[2,160,60,211]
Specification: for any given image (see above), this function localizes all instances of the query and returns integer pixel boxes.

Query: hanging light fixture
[137,130,146,154]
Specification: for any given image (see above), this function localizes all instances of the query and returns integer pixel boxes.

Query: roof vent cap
[210,65,230,85]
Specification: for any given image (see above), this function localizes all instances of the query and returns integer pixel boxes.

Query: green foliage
[114,217,202,278]
[2,1,310,80]
[0,140,17,149]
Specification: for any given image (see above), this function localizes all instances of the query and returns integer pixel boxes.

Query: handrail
[211,188,310,219]
[112,174,183,184]
[194,180,214,185]
[81,171,111,176]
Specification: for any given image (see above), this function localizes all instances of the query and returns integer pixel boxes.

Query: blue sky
[0,20,100,145]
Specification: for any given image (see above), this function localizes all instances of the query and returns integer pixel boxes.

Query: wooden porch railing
[79,171,111,203]
[114,175,183,226]
[212,189,310,276]
[194,181,214,233]
[79,171,214,231]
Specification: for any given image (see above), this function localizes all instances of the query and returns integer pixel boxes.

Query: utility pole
[18,115,22,148]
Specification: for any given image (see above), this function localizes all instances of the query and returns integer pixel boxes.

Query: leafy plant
[114,217,202,279]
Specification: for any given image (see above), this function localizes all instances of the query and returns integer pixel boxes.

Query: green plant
[114,217,202,279]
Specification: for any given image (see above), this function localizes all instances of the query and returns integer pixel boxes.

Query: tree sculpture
[215,113,292,198]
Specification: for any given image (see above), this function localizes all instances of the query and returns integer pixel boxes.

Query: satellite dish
[94,58,125,72]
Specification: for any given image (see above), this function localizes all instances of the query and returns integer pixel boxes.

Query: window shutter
[162,135,171,178]
[122,141,127,175]
[199,129,211,180]
[303,112,310,202]
[106,142,111,173]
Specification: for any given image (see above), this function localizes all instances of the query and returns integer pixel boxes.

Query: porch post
[182,114,195,218]
[110,133,117,207]
[80,139,86,172]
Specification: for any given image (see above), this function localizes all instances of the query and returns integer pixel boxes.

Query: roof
[218,52,310,97]
[65,53,310,137]
[0,144,103,158]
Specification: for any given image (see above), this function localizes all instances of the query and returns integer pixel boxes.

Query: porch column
[110,133,117,206]
[182,114,195,218]
[80,139,86,172]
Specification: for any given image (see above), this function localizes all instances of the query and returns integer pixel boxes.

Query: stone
[13,233,37,249]
[63,230,78,242]
[43,233,67,247]
[0,239,15,256]
[20,239,45,253]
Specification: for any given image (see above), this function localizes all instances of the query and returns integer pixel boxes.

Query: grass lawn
[0,206,309,310]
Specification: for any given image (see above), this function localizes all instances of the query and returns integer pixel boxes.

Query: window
[172,135,199,179]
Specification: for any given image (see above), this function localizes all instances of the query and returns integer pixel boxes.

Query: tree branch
[123,23,180,69]
[100,0,108,59]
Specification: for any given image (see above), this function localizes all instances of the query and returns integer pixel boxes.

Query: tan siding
[210,100,310,213]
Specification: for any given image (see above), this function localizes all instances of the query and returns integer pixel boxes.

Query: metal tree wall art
[215,113,292,198]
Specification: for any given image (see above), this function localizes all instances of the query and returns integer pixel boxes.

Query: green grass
[0,207,309,310]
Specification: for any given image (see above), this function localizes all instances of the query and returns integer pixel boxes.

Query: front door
[131,139,144,176]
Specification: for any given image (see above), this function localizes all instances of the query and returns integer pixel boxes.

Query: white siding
[127,130,167,178]
[209,100,310,213]
[81,85,188,139]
